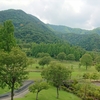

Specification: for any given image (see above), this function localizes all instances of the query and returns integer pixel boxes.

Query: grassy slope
[0,58,99,100]
[15,86,81,100]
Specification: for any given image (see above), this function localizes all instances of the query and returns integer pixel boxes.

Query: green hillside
[47,24,90,34]
[0,9,60,43]
[0,9,100,51]
[47,24,100,51]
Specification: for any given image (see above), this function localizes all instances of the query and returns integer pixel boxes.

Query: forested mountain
[56,32,100,51]
[0,9,60,43]
[47,24,89,34]
[47,24,100,35]
[47,24,100,51]
[0,9,100,51]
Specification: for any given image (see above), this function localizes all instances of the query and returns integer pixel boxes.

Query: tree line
[30,42,86,61]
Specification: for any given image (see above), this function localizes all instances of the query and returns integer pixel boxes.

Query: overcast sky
[0,0,100,30]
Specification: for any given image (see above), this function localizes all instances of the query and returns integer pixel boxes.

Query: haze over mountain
[0,9,100,51]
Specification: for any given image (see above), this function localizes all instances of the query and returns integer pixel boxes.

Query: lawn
[14,86,81,100]
[0,87,10,95]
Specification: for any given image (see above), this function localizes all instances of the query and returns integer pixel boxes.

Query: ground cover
[14,86,81,100]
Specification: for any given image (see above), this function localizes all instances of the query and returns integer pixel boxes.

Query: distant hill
[47,24,100,51]
[47,24,90,34]
[0,9,60,43]
[0,9,100,51]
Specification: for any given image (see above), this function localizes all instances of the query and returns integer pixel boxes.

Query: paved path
[0,80,33,100]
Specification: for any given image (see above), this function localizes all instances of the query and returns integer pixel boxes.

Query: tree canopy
[41,63,70,99]
[0,47,28,100]
[0,20,16,52]
[80,53,93,70]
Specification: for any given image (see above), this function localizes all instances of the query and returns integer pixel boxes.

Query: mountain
[0,9,100,51]
[47,24,100,51]
[0,9,60,43]
[47,24,90,34]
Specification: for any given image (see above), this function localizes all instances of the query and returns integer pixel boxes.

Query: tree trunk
[11,83,14,100]
[56,87,59,99]
[36,91,39,100]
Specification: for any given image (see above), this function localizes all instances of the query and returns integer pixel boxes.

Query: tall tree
[0,47,28,100]
[80,53,92,70]
[41,63,70,99]
[0,20,16,52]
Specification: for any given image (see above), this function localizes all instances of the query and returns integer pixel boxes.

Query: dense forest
[0,9,100,51]
[0,9,60,43]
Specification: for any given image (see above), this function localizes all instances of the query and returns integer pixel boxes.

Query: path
[0,80,33,100]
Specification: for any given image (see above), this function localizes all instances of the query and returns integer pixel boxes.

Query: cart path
[0,80,33,100]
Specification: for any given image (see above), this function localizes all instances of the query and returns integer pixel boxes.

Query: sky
[0,0,100,30]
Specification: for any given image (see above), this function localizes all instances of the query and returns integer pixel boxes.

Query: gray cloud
[0,0,100,30]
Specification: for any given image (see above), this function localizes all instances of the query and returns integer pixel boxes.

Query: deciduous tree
[39,56,51,68]
[0,47,28,100]
[0,20,16,52]
[80,53,92,70]
[29,80,49,100]
[41,63,70,99]
[57,52,66,60]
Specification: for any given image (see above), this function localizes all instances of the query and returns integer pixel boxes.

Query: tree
[0,47,28,100]
[95,56,100,64]
[57,52,66,60]
[41,63,70,99]
[90,73,99,81]
[95,64,100,72]
[28,57,35,67]
[0,20,16,52]
[38,56,51,68]
[80,53,92,70]
[29,80,49,100]
[67,54,75,61]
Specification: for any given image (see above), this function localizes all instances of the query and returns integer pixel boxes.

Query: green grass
[28,72,42,80]
[15,86,81,100]
[0,58,99,100]
[0,87,10,95]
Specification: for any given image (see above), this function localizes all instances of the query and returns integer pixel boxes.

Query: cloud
[0,0,100,30]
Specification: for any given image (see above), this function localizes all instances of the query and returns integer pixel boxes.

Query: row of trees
[31,42,86,61]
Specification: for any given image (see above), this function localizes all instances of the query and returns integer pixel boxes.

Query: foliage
[67,54,75,61]
[41,63,70,99]
[31,42,85,60]
[0,47,28,100]
[90,73,99,80]
[83,73,90,79]
[62,79,100,100]
[38,56,51,68]
[95,64,100,72]
[1,9,100,52]
[29,80,49,100]
[57,52,66,60]
[95,56,100,64]
[0,20,16,52]
[80,53,93,70]
[37,52,50,58]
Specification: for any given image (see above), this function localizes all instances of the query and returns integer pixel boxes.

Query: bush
[36,66,39,69]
